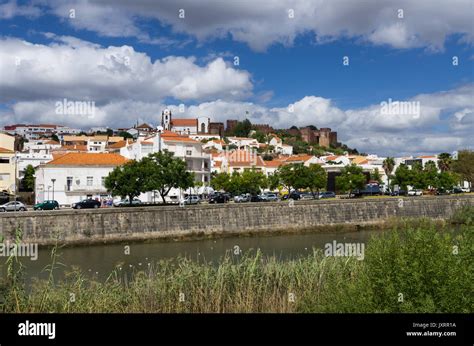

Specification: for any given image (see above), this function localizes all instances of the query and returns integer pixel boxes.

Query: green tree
[105,160,146,204]
[231,119,252,137]
[437,153,452,172]
[435,171,458,191]
[239,169,268,195]
[451,150,474,186]
[336,164,366,193]
[393,164,412,191]
[306,164,327,197]
[267,173,280,191]
[118,131,134,139]
[143,151,195,204]
[21,165,36,191]
[277,164,301,192]
[370,169,383,185]
[382,157,395,189]
[423,161,438,189]
[210,173,231,192]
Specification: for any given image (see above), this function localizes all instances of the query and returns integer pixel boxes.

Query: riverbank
[1,213,472,313]
[0,195,473,246]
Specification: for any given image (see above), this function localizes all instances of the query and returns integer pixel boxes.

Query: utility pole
[14,151,17,211]
[52,178,56,200]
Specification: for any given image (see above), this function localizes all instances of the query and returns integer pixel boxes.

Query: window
[87,177,93,186]
[0,158,9,164]
[66,177,73,191]
[101,177,106,186]
[186,150,192,156]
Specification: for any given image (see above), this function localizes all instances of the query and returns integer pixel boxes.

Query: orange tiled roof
[171,119,197,127]
[46,153,128,166]
[418,155,437,159]
[45,140,60,145]
[107,139,131,149]
[0,147,14,154]
[56,144,88,152]
[161,131,198,143]
[264,159,284,167]
[285,154,314,162]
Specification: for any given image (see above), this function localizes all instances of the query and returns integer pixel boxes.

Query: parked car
[72,199,101,209]
[34,200,60,211]
[319,191,336,199]
[300,192,317,200]
[282,191,302,200]
[262,193,279,202]
[460,187,470,193]
[407,189,423,196]
[350,184,383,198]
[208,193,227,204]
[234,194,250,203]
[390,190,407,196]
[180,195,201,205]
[250,195,264,202]
[436,188,451,195]
[0,201,27,212]
[114,198,142,207]
[452,187,464,194]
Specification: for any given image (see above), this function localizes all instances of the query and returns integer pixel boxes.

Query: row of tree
[211,163,328,196]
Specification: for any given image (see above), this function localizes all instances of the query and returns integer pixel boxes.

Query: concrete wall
[0,195,472,246]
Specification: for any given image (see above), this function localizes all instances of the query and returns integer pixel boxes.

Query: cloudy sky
[0,0,473,156]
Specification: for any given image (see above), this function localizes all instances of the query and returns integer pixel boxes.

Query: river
[1,229,384,284]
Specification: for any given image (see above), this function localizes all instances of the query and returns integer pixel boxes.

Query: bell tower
[161,108,172,131]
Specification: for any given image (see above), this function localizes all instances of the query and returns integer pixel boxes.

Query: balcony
[65,185,107,193]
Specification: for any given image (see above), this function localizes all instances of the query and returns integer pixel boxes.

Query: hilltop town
[0,109,471,206]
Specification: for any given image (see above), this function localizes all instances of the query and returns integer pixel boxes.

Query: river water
[1,229,384,284]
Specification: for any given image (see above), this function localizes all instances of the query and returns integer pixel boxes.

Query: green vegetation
[0,216,472,313]
[336,164,367,193]
[211,170,268,195]
[21,165,35,192]
[105,150,194,204]
[393,161,458,191]
[452,150,474,187]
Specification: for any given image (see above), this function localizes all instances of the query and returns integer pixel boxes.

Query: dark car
[351,184,383,198]
[250,195,264,202]
[390,190,407,196]
[34,200,60,210]
[319,191,336,199]
[72,199,101,209]
[282,191,301,200]
[208,193,227,204]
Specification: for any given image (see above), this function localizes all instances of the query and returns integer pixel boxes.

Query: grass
[0,210,473,313]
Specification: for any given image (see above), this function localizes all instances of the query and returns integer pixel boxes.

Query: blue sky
[0,0,473,156]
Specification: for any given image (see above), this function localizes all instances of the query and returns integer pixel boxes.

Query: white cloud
[0,0,40,19]
[0,37,253,103]
[3,85,473,156]
[26,0,474,51]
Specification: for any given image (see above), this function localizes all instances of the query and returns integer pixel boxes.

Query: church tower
[161,109,172,131]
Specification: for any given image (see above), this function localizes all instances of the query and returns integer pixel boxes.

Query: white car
[180,195,201,205]
[460,187,470,193]
[407,189,423,196]
[114,198,142,207]
[0,201,27,212]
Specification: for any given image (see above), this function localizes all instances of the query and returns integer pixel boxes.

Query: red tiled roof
[171,119,197,127]
[46,153,128,166]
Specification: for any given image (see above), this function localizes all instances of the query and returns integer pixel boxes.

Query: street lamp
[51,179,56,200]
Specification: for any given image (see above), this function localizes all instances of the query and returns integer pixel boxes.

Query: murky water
[1,229,384,284]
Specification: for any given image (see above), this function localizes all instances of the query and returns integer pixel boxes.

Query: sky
[0,0,473,156]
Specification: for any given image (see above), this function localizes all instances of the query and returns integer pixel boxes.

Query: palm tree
[382,157,395,192]
[437,153,452,172]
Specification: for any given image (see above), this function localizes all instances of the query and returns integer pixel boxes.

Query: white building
[35,153,128,205]
[119,130,211,203]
